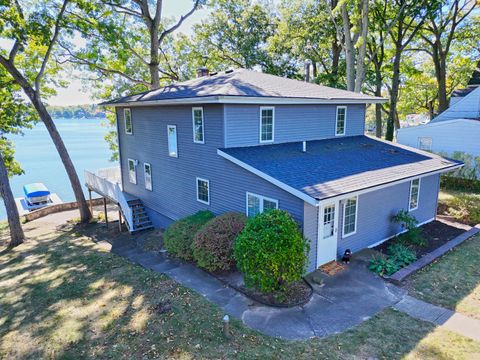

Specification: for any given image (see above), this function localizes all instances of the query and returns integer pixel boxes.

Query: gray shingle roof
[219,136,461,201]
[103,68,384,105]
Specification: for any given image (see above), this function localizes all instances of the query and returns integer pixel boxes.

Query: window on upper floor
[144,163,152,191]
[336,106,346,136]
[246,192,278,217]
[418,137,432,151]
[342,196,358,237]
[409,178,420,211]
[192,107,204,144]
[196,177,210,204]
[167,125,178,157]
[124,108,133,135]
[260,107,274,143]
[128,158,137,184]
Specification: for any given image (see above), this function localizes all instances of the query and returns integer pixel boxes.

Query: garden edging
[386,223,480,285]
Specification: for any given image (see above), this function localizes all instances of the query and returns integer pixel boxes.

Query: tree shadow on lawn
[404,234,480,320]
[0,222,479,359]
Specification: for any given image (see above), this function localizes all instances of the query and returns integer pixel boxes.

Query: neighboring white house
[397,66,480,158]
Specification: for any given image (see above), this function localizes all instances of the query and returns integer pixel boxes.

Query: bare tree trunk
[375,68,383,138]
[30,94,92,222]
[436,56,448,113]
[354,0,369,93]
[0,151,24,247]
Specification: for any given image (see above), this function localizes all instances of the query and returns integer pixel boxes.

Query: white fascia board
[101,95,387,107]
[317,163,463,206]
[217,149,319,206]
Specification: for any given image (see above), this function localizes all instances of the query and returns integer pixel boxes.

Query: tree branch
[158,0,200,44]
[35,0,70,91]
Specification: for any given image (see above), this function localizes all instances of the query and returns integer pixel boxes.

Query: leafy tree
[0,0,91,222]
[418,0,477,114]
[0,68,37,247]
[190,0,295,75]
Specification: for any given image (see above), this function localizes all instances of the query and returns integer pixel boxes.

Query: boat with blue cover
[23,183,51,206]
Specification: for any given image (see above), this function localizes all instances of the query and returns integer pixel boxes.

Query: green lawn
[1,221,479,359]
[438,189,480,225]
[406,234,480,321]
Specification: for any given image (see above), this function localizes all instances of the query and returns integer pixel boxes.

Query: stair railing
[115,184,133,231]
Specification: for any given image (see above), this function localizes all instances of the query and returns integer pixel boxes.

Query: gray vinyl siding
[336,173,440,257]
[224,104,366,147]
[303,203,319,273]
[116,105,304,228]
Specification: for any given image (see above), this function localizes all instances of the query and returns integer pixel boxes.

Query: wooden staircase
[126,199,153,233]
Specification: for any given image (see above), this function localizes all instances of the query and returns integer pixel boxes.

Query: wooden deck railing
[84,168,133,230]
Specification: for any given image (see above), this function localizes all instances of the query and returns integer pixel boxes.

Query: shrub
[369,244,417,276]
[387,243,417,268]
[369,256,400,277]
[439,192,480,226]
[192,212,247,272]
[163,211,215,261]
[392,210,426,247]
[234,210,309,293]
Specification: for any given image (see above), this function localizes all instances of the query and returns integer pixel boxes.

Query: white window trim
[245,192,279,217]
[196,177,210,205]
[335,106,347,136]
[259,106,275,143]
[342,196,358,238]
[124,108,133,135]
[128,158,137,184]
[409,178,421,211]
[167,125,178,158]
[144,162,152,191]
[192,107,205,144]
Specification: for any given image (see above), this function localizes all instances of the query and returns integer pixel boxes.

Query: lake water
[0,118,116,220]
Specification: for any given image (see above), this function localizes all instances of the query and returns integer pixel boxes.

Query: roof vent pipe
[302,141,307,152]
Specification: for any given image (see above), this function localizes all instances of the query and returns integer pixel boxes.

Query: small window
[167,125,178,157]
[246,192,278,217]
[196,177,210,205]
[336,106,346,136]
[124,108,132,135]
[192,107,204,144]
[128,158,137,184]
[144,163,152,191]
[409,178,420,211]
[418,137,432,151]
[260,107,274,143]
[342,196,357,237]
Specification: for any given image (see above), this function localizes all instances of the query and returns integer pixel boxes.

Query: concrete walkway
[108,236,405,340]
[394,295,480,341]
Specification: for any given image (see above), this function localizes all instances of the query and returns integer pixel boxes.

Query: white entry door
[317,201,339,266]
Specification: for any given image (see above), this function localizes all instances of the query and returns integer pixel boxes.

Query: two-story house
[87,68,461,273]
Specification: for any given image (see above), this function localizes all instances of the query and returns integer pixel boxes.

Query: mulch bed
[374,220,465,257]
[214,270,313,307]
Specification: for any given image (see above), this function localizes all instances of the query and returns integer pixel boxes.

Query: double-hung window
[128,158,137,184]
[260,107,274,143]
[167,125,178,157]
[342,196,358,237]
[335,106,346,136]
[192,107,204,144]
[124,108,133,134]
[144,163,152,191]
[409,178,420,211]
[246,192,278,217]
[196,178,210,205]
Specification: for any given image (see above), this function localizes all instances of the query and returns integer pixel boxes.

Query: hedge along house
[87,68,462,273]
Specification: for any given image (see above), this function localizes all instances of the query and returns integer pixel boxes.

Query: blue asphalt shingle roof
[219,136,461,200]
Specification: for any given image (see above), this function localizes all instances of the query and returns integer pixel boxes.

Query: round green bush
[192,212,247,272]
[163,211,215,261]
[234,210,309,293]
